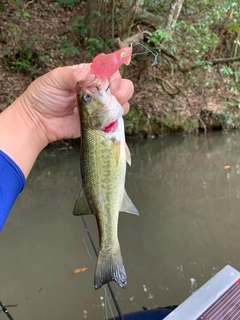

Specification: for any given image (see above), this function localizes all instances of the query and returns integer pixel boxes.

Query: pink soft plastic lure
[80,47,133,132]
[87,47,132,80]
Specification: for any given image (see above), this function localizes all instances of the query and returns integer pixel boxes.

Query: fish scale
[82,125,125,287]
[73,81,138,289]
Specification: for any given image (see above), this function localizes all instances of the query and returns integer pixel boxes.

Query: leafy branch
[179,56,240,73]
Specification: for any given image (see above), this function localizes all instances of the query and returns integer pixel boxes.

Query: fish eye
[121,52,126,57]
[81,93,92,103]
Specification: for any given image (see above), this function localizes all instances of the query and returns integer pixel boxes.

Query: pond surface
[1,132,240,319]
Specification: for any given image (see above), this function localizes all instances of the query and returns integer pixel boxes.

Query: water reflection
[1,132,240,319]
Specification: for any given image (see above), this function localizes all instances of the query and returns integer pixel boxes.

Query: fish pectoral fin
[125,142,131,166]
[112,141,121,165]
[73,190,93,215]
[120,190,139,215]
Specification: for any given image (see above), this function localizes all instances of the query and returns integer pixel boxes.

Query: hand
[0,64,134,177]
[19,64,134,145]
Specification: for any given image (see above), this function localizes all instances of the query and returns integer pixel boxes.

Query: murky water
[1,132,240,319]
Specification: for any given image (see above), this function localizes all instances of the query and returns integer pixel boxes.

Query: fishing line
[78,214,124,320]
[105,289,116,320]
[70,188,124,320]
[131,42,159,66]
[0,302,15,320]
[104,286,108,320]
[82,237,94,262]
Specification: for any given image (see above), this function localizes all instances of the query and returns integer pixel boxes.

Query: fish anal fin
[73,190,93,216]
[120,190,139,215]
[125,142,131,166]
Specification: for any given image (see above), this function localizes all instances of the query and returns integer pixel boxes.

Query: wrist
[0,95,48,177]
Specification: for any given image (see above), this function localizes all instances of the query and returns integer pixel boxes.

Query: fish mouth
[77,78,102,90]
[103,119,118,133]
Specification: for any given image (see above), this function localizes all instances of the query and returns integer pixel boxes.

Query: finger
[109,70,122,93]
[114,79,134,105]
[122,102,130,115]
[61,112,81,139]
[46,64,91,91]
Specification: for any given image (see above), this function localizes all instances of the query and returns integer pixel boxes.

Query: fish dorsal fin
[125,142,131,166]
[112,141,121,165]
[120,190,139,215]
[73,190,93,216]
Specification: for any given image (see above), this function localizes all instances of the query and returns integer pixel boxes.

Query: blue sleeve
[0,150,26,230]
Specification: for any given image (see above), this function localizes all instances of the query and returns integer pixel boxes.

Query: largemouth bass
[73,79,138,290]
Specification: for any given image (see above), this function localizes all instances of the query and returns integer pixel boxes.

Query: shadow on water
[1,132,240,319]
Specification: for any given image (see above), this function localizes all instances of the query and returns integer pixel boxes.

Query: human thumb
[44,64,91,91]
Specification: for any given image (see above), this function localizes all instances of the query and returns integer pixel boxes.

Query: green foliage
[88,10,110,22]
[86,37,114,55]
[228,21,240,33]
[220,64,240,94]
[86,38,104,54]
[124,105,140,135]
[2,36,50,76]
[149,29,173,43]
[9,0,22,5]
[3,46,36,75]
[16,8,31,20]
[0,3,6,11]
[175,21,219,55]
[70,16,88,36]
[225,97,240,109]
[70,10,113,55]
[53,0,81,9]
[2,0,240,133]
[7,98,14,106]
[139,0,166,14]
[220,65,234,76]
[58,36,79,55]
[219,107,234,130]
[205,77,219,87]
[235,71,240,82]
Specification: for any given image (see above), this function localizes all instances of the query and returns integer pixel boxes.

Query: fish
[85,47,132,82]
[73,79,139,290]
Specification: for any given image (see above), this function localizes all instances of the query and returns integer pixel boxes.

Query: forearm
[0,95,48,178]
[0,150,26,230]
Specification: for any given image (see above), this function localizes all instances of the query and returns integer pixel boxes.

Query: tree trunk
[135,7,165,27]
[166,0,185,30]
[84,0,109,39]
[121,0,140,39]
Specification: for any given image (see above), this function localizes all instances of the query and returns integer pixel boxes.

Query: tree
[166,0,185,29]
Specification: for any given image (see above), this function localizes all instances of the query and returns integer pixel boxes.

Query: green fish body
[73,80,138,290]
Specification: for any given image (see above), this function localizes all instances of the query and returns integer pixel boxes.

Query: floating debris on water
[143,284,147,292]
[190,278,198,294]
[177,264,184,278]
[83,310,88,319]
[224,165,231,169]
[73,267,87,274]
[148,293,154,299]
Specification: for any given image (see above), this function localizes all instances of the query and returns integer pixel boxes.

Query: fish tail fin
[94,245,127,290]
